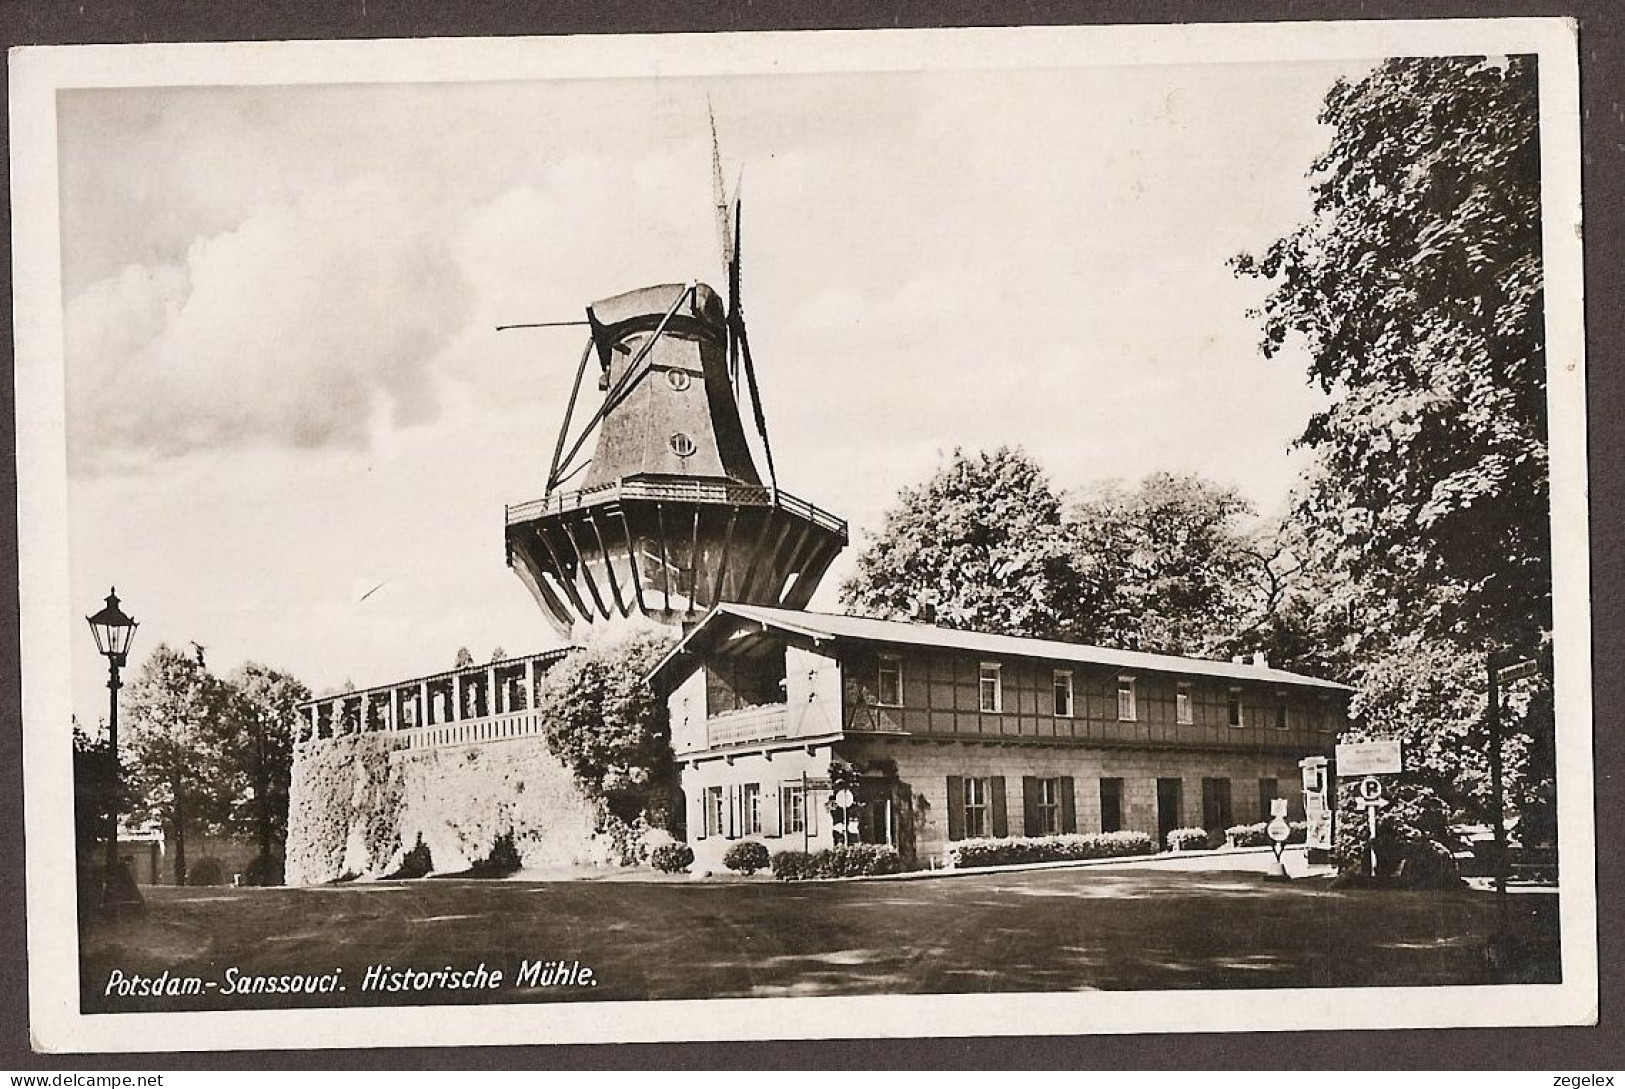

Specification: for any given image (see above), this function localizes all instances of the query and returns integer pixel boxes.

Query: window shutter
[764,783,781,837]
[1022,776,1040,837]
[727,784,738,839]
[946,776,965,841]
[1060,776,1077,834]
[990,776,1008,838]
[694,791,706,840]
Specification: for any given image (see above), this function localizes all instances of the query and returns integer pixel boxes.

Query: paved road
[80,866,1560,1013]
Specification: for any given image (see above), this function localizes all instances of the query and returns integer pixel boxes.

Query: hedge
[770,844,902,881]
[1165,827,1211,852]
[1224,821,1309,848]
[944,830,1157,869]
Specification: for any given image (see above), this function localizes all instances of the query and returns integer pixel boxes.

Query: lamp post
[86,588,140,913]
[1487,652,1539,952]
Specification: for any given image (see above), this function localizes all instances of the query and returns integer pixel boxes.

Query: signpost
[833,787,856,848]
[1336,742,1402,878]
[1352,775,1388,877]
[1488,655,1541,943]
[1265,797,1291,880]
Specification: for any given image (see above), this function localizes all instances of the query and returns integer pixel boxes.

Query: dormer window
[979,663,1003,713]
[877,654,903,707]
[1117,676,1137,722]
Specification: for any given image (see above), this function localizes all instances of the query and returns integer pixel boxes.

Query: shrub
[186,857,225,886]
[723,840,771,875]
[386,835,434,880]
[243,853,284,887]
[1392,839,1463,888]
[650,842,694,873]
[770,844,903,880]
[770,850,815,881]
[944,830,1157,869]
[467,832,522,878]
[1165,827,1210,852]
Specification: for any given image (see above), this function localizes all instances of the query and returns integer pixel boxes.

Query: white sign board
[1336,739,1402,776]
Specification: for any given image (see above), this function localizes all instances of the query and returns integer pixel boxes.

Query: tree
[71,716,118,866]
[840,447,1088,640]
[1234,56,1551,845]
[1234,55,1547,653]
[537,626,679,827]
[224,662,310,883]
[842,452,1274,656]
[1068,472,1262,657]
[124,643,236,886]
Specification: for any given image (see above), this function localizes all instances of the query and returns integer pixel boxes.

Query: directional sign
[1497,659,1541,684]
[1337,739,1402,776]
[1270,798,1290,819]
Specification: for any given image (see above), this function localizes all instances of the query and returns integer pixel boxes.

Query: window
[877,655,903,707]
[1274,693,1290,730]
[1053,670,1074,718]
[1099,778,1124,833]
[1317,696,1335,732]
[1117,676,1137,722]
[964,776,989,837]
[979,663,1003,713]
[1227,688,1244,727]
[668,432,697,457]
[705,786,725,837]
[665,368,692,391]
[780,783,815,835]
[742,783,762,835]
[1176,682,1193,725]
[1035,777,1063,835]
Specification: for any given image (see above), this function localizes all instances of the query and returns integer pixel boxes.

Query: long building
[650,604,1351,870]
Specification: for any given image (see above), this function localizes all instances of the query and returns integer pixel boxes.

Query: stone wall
[284,732,614,885]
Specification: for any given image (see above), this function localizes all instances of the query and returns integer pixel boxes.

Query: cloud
[64,179,473,474]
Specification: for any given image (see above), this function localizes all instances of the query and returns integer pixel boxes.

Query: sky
[58,58,1371,720]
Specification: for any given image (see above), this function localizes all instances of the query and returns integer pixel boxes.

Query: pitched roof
[655,603,1353,693]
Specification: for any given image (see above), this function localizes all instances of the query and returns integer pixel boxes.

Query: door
[1157,777,1183,845]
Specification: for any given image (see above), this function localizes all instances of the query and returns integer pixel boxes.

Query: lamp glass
[86,589,137,662]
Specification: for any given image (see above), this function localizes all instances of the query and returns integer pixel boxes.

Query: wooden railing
[506,479,847,539]
[402,709,546,751]
[706,703,790,748]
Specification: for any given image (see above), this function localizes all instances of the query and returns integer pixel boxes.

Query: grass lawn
[78,866,1560,1013]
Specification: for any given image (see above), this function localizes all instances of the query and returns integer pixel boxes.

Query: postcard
[11,17,1595,1052]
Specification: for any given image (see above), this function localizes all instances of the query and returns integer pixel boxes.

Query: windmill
[502,109,847,635]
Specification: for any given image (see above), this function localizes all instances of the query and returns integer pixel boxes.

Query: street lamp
[86,588,141,913]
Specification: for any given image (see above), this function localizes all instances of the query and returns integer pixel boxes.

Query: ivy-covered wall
[284,733,614,885]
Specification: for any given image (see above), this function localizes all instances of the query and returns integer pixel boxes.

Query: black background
[1,0,1619,1071]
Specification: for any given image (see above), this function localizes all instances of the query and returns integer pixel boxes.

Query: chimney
[1251,651,1268,668]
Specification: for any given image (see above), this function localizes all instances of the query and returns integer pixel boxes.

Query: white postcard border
[12,17,1595,1053]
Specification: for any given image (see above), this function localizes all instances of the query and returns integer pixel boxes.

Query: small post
[1488,656,1509,937]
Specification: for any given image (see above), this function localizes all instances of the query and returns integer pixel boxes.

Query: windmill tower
[503,122,848,635]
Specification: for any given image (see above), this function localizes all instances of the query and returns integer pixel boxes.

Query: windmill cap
[587,282,725,337]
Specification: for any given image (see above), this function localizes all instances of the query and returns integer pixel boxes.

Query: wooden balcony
[706,703,791,748]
